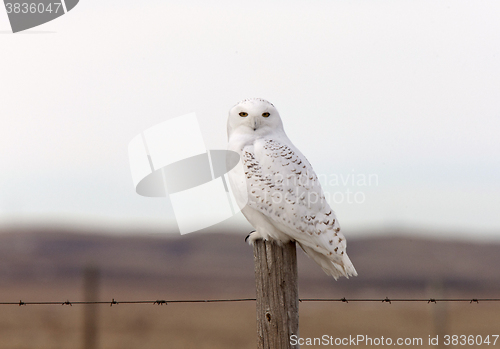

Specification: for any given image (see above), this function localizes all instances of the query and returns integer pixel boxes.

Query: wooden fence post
[83,265,99,349]
[253,240,299,349]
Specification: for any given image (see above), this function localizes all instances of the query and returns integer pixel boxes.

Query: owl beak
[252,118,257,131]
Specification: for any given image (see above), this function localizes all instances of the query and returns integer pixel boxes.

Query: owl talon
[245,230,264,245]
[245,230,256,243]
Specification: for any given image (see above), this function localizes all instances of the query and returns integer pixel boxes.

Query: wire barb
[110,298,118,307]
[382,297,391,304]
[428,299,437,304]
[341,297,348,303]
[154,300,167,305]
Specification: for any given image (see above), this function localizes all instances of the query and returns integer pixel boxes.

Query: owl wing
[241,138,357,279]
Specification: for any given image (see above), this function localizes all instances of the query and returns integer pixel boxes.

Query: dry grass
[1,231,499,348]
[0,288,498,349]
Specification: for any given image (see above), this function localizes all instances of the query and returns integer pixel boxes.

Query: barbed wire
[2,297,499,306]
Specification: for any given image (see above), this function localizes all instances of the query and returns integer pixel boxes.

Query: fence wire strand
[2,297,499,306]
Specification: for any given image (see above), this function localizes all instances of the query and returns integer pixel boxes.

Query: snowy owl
[227,98,357,279]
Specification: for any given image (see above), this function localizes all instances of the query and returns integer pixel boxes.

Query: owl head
[227,98,285,139]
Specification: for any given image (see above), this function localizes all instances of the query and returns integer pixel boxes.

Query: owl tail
[299,244,358,280]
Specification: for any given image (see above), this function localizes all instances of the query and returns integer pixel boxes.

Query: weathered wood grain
[253,240,299,349]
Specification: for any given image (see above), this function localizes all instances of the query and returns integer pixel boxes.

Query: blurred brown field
[1,228,499,348]
[0,289,499,349]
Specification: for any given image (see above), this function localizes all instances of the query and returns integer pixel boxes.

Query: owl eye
[239,112,248,117]
[262,112,270,118]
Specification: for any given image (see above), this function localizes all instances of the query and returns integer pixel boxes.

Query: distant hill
[0,227,499,299]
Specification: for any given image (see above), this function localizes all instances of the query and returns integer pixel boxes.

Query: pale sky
[1,0,499,239]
